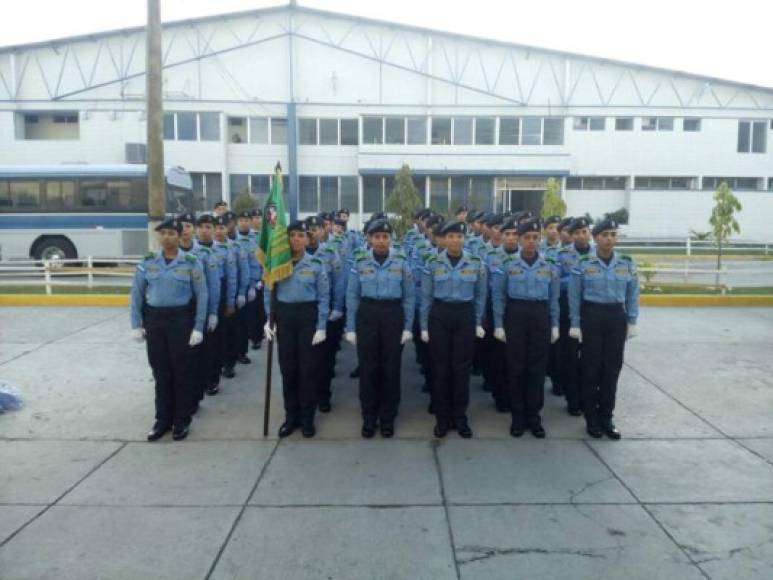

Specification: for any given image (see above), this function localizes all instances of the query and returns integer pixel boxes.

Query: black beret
[370,211,387,222]
[425,215,445,230]
[518,210,535,222]
[465,210,481,223]
[287,220,308,233]
[305,215,323,228]
[337,208,350,216]
[486,214,504,227]
[413,208,429,220]
[455,205,469,214]
[366,219,393,235]
[177,212,196,224]
[237,210,252,219]
[558,217,574,231]
[440,220,467,236]
[197,214,215,226]
[431,220,446,236]
[569,217,592,233]
[213,201,227,209]
[224,211,237,222]
[334,217,347,227]
[516,217,542,236]
[543,215,561,227]
[501,217,519,232]
[472,211,487,223]
[592,218,619,236]
[213,215,227,227]
[318,212,334,222]
[155,217,182,233]
[253,208,263,217]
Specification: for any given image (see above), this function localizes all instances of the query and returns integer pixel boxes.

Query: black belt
[433,299,473,308]
[582,300,624,309]
[276,300,316,308]
[507,298,548,305]
[144,304,192,313]
[361,298,401,306]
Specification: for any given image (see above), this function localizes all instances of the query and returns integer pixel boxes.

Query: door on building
[508,190,544,215]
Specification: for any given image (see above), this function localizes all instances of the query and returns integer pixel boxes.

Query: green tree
[541,177,566,218]
[709,181,742,286]
[386,164,422,239]
[232,192,258,213]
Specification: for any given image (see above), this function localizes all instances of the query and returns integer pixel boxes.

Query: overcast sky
[1,0,771,89]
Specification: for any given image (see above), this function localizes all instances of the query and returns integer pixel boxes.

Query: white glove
[494,327,506,342]
[263,321,276,342]
[551,327,559,344]
[247,288,257,302]
[207,314,218,332]
[345,331,356,345]
[627,323,637,340]
[188,330,203,347]
[475,325,485,339]
[256,281,264,291]
[312,330,327,345]
[329,310,343,321]
[569,327,582,343]
[237,295,246,308]
[421,330,429,343]
[131,328,145,343]
[400,330,413,345]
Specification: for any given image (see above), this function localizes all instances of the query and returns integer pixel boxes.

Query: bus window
[80,180,108,207]
[45,180,77,210]
[106,180,131,210]
[0,181,10,207]
[10,181,41,208]
[130,179,148,211]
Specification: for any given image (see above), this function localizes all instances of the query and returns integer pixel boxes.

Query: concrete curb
[1,294,772,307]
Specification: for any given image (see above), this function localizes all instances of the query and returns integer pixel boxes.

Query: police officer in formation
[263,220,330,438]
[569,218,639,439]
[131,203,639,443]
[130,218,207,441]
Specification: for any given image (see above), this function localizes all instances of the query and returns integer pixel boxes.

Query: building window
[642,117,657,131]
[566,176,628,190]
[270,118,287,144]
[703,177,760,191]
[431,117,452,145]
[362,117,384,144]
[228,117,247,143]
[499,117,519,145]
[683,118,701,132]
[199,113,220,141]
[176,112,198,141]
[470,177,493,209]
[573,117,605,131]
[752,121,767,153]
[299,176,318,212]
[521,118,542,145]
[163,113,175,140]
[635,176,695,190]
[453,118,472,145]
[737,121,767,153]
[299,118,318,145]
[450,177,468,209]
[615,117,634,131]
[249,117,269,144]
[363,176,384,212]
[657,117,674,131]
[319,176,338,209]
[229,174,250,197]
[385,117,406,145]
[430,177,449,213]
[543,118,564,145]
[18,112,80,140]
[642,117,673,131]
[406,117,427,144]
[475,117,496,145]
[319,119,339,145]
[340,119,359,145]
[340,176,358,209]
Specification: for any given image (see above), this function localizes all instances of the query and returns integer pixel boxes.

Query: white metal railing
[0,257,138,295]
[617,238,772,256]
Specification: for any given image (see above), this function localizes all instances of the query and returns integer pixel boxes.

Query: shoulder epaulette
[185,254,197,264]
[578,254,592,262]
[425,254,438,264]
[468,254,481,262]
[544,256,557,264]
[144,251,155,260]
[198,245,212,253]
[311,256,323,265]
[619,254,633,262]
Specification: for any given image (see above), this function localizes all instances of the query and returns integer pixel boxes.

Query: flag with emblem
[256,162,292,288]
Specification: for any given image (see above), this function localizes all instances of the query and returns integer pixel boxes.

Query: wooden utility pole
[146,0,164,249]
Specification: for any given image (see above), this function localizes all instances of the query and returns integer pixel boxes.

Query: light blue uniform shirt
[183,242,220,317]
[346,248,415,332]
[420,250,487,331]
[228,236,250,300]
[237,230,264,285]
[557,243,593,292]
[213,240,237,308]
[569,250,640,327]
[264,253,330,330]
[130,250,208,332]
[491,252,560,329]
[308,242,345,313]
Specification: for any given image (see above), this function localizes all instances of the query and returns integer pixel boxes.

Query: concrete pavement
[0,306,772,579]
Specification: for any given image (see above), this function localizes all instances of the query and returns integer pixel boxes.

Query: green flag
[257,163,292,289]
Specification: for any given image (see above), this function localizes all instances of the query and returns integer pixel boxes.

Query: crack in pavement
[568,476,615,503]
[456,545,606,566]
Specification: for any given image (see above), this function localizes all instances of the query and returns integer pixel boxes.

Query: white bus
[0,164,193,260]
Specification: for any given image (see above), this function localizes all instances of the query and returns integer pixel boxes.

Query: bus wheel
[33,237,77,262]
